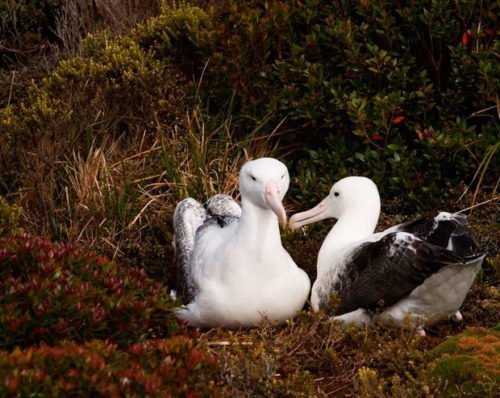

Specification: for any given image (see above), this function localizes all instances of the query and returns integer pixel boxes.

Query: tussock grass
[9,99,279,283]
[160,105,280,202]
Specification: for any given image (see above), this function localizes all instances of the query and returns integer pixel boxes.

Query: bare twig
[7,71,15,107]
[455,196,499,214]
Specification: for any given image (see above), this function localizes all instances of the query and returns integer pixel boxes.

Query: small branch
[455,196,499,214]
[7,71,15,107]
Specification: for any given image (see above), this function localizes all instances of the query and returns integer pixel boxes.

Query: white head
[239,158,290,227]
[289,176,381,230]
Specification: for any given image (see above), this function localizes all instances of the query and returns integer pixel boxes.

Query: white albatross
[173,158,310,328]
[289,176,485,335]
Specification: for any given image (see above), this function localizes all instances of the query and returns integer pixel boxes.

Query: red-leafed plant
[0,233,180,349]
[0,338,218,397]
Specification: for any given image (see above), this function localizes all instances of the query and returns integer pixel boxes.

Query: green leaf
[355,152,366,162]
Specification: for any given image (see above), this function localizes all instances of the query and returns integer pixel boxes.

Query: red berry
[392,116,405,125]
[462,32,469,46]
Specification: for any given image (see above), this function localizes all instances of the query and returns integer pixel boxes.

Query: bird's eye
[281,174,285,179]
[334,192,340,197]
[250,175,257,181]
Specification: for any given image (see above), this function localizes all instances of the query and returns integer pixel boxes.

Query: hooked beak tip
[289,217,299,230]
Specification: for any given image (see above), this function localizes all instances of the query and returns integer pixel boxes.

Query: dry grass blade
[66,146,106,207]
[458,142,499,207]
[159,105,279,203]
[208,341,254,347]
[51,135,168,253]
[456,196,499,214]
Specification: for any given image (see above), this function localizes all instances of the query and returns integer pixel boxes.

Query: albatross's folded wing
[322,232,477,315]
[173,198,207,300]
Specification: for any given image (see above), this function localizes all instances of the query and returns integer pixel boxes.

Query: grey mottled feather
[173,194,241,301]
[173,198,207,300]
[204,194,241,225]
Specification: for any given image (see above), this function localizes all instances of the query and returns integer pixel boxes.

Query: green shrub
[0,0,164,68]
[3,31,185,146]
[0,233,179,349]
[199,0,499,207]
[134,1,209,74]
[0,197,22,237]
[0,338,218,397]
[0,0,64,65]
[0,28,188,200]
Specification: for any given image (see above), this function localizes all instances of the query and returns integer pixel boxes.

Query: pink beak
[265,179,287,228]
[289,198,329,230]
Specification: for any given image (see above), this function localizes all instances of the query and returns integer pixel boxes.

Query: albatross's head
[290,176,380,230]
[239,158,290,227]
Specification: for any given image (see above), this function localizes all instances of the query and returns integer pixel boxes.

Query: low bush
[134,1,209,75]
[1,31,186,149]
[0,27,188,241]
[0,196,22,237]
[201,0,499,207]
[426,327,499,396]
[0,337,218,397]
[0,233,179,349]
[0,0,163,68]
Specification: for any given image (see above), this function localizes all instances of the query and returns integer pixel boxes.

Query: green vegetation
[427,327,499,396]
[198,0,499,205]
[0,0,498,396]
[0,196,22,236]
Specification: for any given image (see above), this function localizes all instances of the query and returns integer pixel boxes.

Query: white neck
[317,209,379,277]
[233,197,282,260]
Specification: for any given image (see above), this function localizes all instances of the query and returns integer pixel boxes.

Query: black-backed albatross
[290,176,485,335]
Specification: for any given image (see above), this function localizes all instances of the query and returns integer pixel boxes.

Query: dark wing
[321,232,468,315]
[394,212,479,257]
[173,198,207,301]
